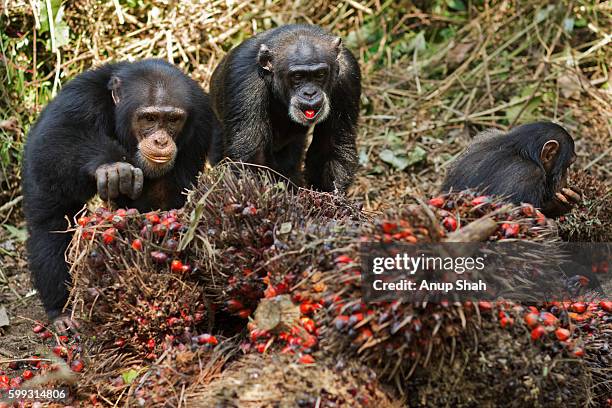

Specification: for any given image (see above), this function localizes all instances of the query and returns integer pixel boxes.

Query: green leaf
[379,149,409,171]
[535,5,555,23]
[405,146,427,167]
[506,96,542,124]
[446,0,466,12]
[53,7,70,49]
[4,225,27,242]
[358,148,369,166]
[121,369,139,385]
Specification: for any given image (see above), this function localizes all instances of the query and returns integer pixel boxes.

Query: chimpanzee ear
[108,76,122,105]
[333,36,342,52]
[257,44,273,72]
[540,140,560,172]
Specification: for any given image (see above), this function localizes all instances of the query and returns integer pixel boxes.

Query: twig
[0,195,22,214]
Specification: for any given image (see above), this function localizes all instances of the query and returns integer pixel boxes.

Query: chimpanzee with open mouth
[209,24,361,193]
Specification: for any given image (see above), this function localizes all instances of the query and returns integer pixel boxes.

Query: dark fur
[210,24,361,192]
[22,59,215,319]
[441,122,576,208]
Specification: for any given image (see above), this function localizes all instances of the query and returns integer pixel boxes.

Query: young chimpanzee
[22,59,215,330]
[209,24,361,193]
[441,122,582,217]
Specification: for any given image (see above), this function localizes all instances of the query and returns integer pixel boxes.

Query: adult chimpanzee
[22,59,215,331]
[441,122,582,217]
[209,24,361,193]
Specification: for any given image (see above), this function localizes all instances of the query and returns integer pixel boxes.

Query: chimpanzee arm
[210,47,272,165]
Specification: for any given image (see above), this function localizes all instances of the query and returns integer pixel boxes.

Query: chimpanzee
[22,59,215,331]
[209,24,361,193]
[441,122,582,217]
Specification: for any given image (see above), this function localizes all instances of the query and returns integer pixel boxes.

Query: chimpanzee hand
[541,186,582,217]
[53,314,80,334]
[95,162,144,201]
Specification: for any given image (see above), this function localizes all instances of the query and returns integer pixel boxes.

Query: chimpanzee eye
[292,73,303,81]
[145,114,156,122]
[316,71,326,79]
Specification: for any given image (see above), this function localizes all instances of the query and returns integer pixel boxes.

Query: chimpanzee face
[109,74,190,178]
[258,36,342,126]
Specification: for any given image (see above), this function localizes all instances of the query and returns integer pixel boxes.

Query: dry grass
[1,1,610,215]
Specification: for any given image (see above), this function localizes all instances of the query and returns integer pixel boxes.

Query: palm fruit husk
[558,170,612,242]
[185,354,400,407]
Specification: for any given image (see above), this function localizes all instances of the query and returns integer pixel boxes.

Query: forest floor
[0,0,610,386]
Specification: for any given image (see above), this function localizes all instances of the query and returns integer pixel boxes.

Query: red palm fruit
[146,339,155,350]
[264,286,277,298]
[299,354,315,364]
[301,317,316,333]
[10,377,22,387]
[335,255,354,264]
[524,313,539,328]
[146,213,160,224]
[302,334,317,349]
[152,223,167,238]
[571,302,587,313]
[102,228,116,245]
[181,264,191,273]
[428,197,445,208]
[500,316,514,328]
[521,203,535,217]
[52,345,66,357]
[114,338,125,347]
[77,217,90,227]
[555,328,571,341]
[171,260,184,273]
[32,324,45,333]
[237,309,251,319]
[300,302,315,315]
[540,312,557,326]
[334,315,350,330]
[70,360,84,372]
[443,216,458,231]
[22,370,33,380]
[478,301,492,312]
[599,301,612,313]
[531,325,546,341]
[255,343,267,353]
[471,196,490,206]
[166,317,180,326]
[131,239,143,251]
[151,251,168,264]
[226,299,243,312]
[111,215,126,229]
[501,223,519,238]
[39,331,52,340]
[573,348,585,357]
[381,222,397,233]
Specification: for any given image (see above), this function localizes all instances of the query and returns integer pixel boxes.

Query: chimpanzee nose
[154,135,168,148]
[303,89,317,98]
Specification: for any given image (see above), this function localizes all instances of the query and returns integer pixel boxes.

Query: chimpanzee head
[257,31,342,126]
[510,122,577,193]
[109,60,197,178]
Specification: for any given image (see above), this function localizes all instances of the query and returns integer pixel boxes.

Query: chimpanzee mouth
[303,109,319,120]
[143,153,173,164]
[289,95,330,126]
[136,150,176,178]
